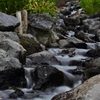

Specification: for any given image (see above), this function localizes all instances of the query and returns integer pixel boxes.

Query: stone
[0,12,20,31]
[9,89,24,99]
[86,49,100,57]
[0,39,26,58]
[28,13,54,32]
[52,74,100,100]
[0,49,21,71]
[32,64,64,90]
[85,57,100,78]
[0,31,19,42]
[75,31,94,42]
[27,51,60,65]
[18,33,43,55]
[0,67,26,90]
[59,37,83,48]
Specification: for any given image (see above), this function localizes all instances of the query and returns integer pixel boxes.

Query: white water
[0,48,89,100]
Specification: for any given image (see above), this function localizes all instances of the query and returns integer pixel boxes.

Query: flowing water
[0,47,90,100]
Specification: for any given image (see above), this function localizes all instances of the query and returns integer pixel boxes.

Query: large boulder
[0,39,26,59]
[85,57,100,78]
[28,13,59,47]
[0,12,20,31]
[52,74,100,100]
[0,49,27,89]
[28,13,54,32]
[32,64,64,90]
[18,33,43,55]
[27,51,60,65]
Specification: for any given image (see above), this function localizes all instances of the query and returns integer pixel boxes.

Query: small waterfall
[25,68,34,89]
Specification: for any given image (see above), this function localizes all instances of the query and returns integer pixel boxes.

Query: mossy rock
[18,34,43,55]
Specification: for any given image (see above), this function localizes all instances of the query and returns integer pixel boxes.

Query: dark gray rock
[32,64,64,90]
[86,49,100,57]
[0,12,20,31]
[85,57,100,78]
[27,51,60,65]
[28,13,54,32]
[18,33,43,55]
[9,89,24,99]
[75,31,94,42]
[0,68,26,90]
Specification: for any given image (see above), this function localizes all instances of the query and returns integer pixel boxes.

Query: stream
[0,46,90,100]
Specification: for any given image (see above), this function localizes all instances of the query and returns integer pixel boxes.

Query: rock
[52,74,100,100]
[0,49,21,71]
[85,82,100,100]
[0,12,20,31]
[0,67,26,90]
[86,49,100,57]
[68,42,87,49]
[58,37,83,48]
[9,89,24,99]
[32,64,64,90]
[28,13,54,32]
[18,33,43,55]
[28,13,59,47]
[75,31,94,42]
[85,57,100,78]
[0,31,19,42]
[0,39,26,59]
[27,51,60,65]
[63,17,81,26]
[95,29,100,41]
[82,18,100,34]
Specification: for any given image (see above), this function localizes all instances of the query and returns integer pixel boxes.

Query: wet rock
[86,49,100,57]
[95,29,100,41]
[59,37,83,48]
[0,68,26,90]
[66,42,87,49]
[85,57,100,78]
[69,60,84,66]
[75,31,94,42]
[27,51,60,65]
[52,74,100,100]
[63,17,81,26]
[96,42,100,49]
[32,64,64,90]
[18,33,43,55]
[9,89,24,99]
[0,12,20,31]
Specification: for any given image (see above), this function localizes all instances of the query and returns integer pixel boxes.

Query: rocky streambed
[0,0,100,100]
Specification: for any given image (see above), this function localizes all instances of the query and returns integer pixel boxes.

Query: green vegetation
[25,0,57,16]
[0,0,59,16]
[80,0,100,15]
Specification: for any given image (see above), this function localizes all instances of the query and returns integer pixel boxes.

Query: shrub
[25,0,57,16]
[80,0,100,15]
[0,0,29,14]
[0,0,58,16]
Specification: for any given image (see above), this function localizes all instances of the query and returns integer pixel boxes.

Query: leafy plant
[25,0,58,16]
[80,0,100,15]
[0,0,58,16]
[0,0,29,14]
